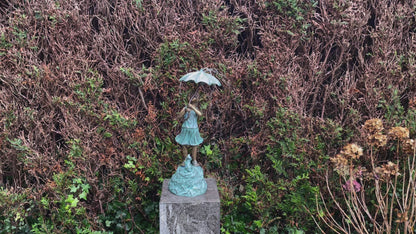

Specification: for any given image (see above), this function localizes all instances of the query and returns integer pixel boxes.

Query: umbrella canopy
[179,69,221,86]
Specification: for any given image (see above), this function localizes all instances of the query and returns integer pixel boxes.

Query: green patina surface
[168,155,207,197]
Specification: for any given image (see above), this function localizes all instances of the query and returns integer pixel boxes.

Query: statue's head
[190,93,199,105]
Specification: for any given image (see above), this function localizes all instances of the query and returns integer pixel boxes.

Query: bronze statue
[168,69,221,197]
[175,98,203,166]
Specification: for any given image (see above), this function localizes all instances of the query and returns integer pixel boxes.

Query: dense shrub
[0,0,415,232]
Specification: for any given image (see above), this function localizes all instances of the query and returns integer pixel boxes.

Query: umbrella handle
[188,86,200,104]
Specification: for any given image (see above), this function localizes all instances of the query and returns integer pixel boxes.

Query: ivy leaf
[105,220,112,227]
[204,145,213,156]
[70,185,78,193]
[71,198,79,207]
[79,191,87,200]
[81,183,90,192]
[65,195,79,208]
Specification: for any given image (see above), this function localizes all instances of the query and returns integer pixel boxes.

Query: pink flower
[343,180,361,192]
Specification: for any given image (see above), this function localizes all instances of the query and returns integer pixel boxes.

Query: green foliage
[202,10,244,35]
[200,8,245,49]
[200,144,222,170]
[155,39,200,71]
[73,71,104,103]
[69,178,90,201]
[132,0,143,10]
[100,200,133,232]
[104,110,137,129]
[265,109,318,230]
[268,0,310,21]
[120,66,150,87]
[221,108,319,232]
[0,33,12,56]
[98,178,158,233]
[1,0,414,233]
[265,0,316,36]
[8,138,30,157]
[2,109,16,129]
[12,26,28,47]
[68,139,83,158]
[379,88,406,124]
[0,188,33,233]
[31,216,55,234]
[405,109,416,136]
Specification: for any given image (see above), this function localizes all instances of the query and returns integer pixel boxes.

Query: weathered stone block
[160,178,220,234]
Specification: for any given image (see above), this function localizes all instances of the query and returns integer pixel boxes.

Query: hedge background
[1,0,415,233]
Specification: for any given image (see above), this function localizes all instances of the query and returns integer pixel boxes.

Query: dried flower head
[409,97,416,110]
[367,133,388,148]
[395,210,409,223]
[341,143,363,160]
[374,161,400,180]
[330,154,350,176]
[331,154,348,170]
[384,161,400,176]
[363,118,384,134]
[402,139,415,155]
[353,166,367,178]
[388,127,409,140]
[362,170,373,181]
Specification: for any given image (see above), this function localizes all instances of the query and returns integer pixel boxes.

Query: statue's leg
[192,146,199,166]
[180,146,188,166]
[183,146,188,159]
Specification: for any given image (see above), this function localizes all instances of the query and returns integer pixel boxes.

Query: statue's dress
[175,110,203,146]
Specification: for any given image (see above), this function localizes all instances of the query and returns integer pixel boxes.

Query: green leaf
[81,183,90,192]
[254,220,262,228]
[70,197,79,207]
[204,145,213,156]
[286,30,295,36]
[69,185,78,193]
[64,194,79,210]
[79,192,87,200]
[105,220,112,227]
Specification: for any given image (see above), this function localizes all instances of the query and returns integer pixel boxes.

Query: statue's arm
[188,104,202,116]
[177,107,187,119]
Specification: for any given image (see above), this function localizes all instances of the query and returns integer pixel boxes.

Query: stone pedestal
[160,178,220,234]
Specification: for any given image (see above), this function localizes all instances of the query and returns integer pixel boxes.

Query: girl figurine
[175,98,203,166]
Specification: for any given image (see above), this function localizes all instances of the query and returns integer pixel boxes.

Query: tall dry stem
[316,124,416,233]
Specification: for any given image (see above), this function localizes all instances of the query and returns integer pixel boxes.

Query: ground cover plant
[0,0,415,233]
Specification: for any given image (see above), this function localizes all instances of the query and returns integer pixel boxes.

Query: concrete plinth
[160,178,220,234]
